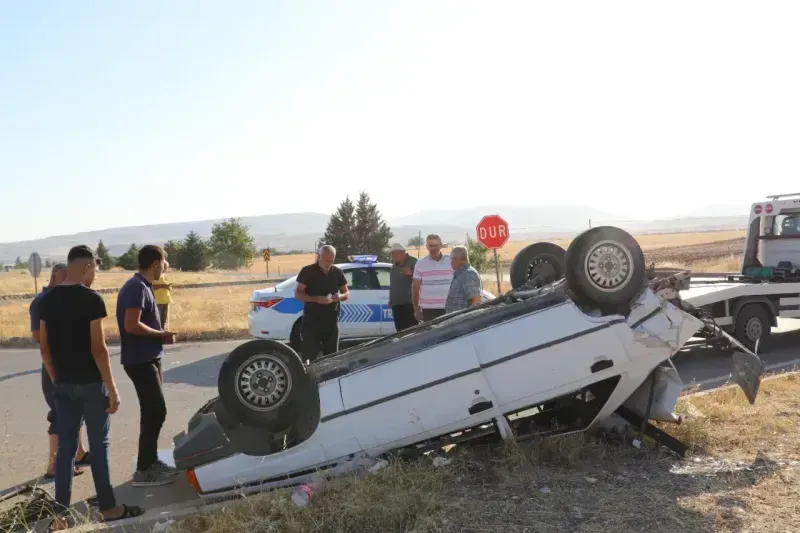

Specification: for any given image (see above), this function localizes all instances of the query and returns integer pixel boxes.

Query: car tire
[564,226,646,311]
[734,304,772,352]
[289,318,303,353]
[509,242,567,290]
[218,339,320,430]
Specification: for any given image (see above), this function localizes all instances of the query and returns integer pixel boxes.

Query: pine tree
[96,240,113,270]
[322,196,357,261]
[163,240,184,270]
[322,191,393,262]
[181,231,209,272]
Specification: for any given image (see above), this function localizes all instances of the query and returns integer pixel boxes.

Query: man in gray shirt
[445,245,483,314]
[388,243,418,331]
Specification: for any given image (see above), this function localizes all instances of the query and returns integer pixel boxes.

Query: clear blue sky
[2,1,799,242]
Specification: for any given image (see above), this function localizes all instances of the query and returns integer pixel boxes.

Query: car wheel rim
[525,257,558,284]
[745,317,763,341]
[235,354,292,411]
[584,240,632,293]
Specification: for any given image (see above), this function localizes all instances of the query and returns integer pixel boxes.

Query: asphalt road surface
[1,320,799,515]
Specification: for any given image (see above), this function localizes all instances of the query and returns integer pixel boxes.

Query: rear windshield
[274,276,297,290]
[772,214,800,236]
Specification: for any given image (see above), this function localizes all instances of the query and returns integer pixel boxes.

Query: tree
[407,235,423,247]
[322,191,393,262]
[180,231,210,272]
[14,256,22,269]
[163,240,184,270]
[45,259,53,268]
[321,196,357,261]
[466,236,490,273]
[96,240,114,271]
[207,218,257,270]
[116,243,140,271]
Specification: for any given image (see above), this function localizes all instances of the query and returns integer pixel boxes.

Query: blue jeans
[53,382,116,513]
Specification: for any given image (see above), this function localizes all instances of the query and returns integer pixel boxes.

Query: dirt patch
[644,238,744,268]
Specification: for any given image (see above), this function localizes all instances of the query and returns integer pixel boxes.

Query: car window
[274,277,296,290]
[772,214,800,236]
[343,268,375,290]
[375,268,391,289]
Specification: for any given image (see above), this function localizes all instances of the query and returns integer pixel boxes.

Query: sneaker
[132,466,176,487]
[153,459,180,477]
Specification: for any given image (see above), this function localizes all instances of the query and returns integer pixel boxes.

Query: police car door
[339,266,382,338]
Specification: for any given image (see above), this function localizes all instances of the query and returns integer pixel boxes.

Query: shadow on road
[162,352,229,387]
[0,368,41,384]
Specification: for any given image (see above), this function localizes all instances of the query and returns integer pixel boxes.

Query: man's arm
[465,271,483,307]
[30,299,42,344]
[334,268,349,302]
[39,320,56,382]
[294,282,329,304]
[90,316,121,414]
[121,284,171,336]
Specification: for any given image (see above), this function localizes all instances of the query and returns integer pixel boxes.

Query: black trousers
[392,304,418,331]
[302,319,339,363]
[422,308,446,322]
[123,359,166,472]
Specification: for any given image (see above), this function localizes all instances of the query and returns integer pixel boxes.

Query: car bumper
[247,310,293,340]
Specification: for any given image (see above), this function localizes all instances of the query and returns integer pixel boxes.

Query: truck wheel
[218,339,320,430]
[734,304,772,352]
[509,242,566,290]
[564,226,646,310]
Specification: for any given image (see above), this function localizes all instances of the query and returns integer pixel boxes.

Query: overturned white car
[171,226,764,498]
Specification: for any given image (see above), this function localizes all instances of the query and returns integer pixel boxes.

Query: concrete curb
[62,499,229,533]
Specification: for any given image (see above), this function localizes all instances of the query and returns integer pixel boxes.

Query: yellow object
[153,275,172,304]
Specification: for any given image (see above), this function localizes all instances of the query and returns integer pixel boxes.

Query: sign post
[262,248,271,277]
[28,252,42,296]
[476,215,510,296]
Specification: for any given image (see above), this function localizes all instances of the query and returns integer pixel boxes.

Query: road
[1,320,799,515]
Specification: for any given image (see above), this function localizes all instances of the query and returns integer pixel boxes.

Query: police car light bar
[350,254,378,263]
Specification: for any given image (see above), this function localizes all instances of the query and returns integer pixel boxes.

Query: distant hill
[0,206,748,264]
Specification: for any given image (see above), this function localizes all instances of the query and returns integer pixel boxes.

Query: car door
[374,266,397,335]
[338,267,382,338]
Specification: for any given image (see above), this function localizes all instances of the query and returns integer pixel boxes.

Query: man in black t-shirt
[38,245,143,529]
[294,244,349,363]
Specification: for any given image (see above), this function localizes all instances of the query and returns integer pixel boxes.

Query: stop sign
[476,215,510,249]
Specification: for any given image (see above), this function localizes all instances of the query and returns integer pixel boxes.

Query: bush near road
[170,372,800,533]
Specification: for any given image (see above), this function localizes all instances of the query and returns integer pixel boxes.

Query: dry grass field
[167,373,800,533]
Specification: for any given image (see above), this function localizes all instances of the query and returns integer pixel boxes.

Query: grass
[0,285,255,347]
[166,373,800,533]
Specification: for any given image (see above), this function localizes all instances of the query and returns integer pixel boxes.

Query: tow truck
[509,193,800,351]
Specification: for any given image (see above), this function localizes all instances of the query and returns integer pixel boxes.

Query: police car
[248,254,495,350]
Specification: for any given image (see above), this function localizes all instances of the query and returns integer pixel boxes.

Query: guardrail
[0,277,287,302]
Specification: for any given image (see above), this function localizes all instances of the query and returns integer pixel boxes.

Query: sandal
[75,451,91,466]
[100,504,145,523]
[43,465,84,479]
[47,517,71,532]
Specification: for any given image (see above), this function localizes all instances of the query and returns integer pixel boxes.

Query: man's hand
[318,295,334,305]
[106,386,121,414]
[414,307,423,322]
[162,330,177,344]
[402,266,413,276]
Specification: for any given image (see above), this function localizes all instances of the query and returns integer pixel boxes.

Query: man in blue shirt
[30,263,91,479]
[116,245,177,487]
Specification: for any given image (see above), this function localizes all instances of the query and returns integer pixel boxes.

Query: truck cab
[741,193,800,278]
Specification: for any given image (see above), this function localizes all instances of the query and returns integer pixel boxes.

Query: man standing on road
[116,245,178,487]
[152,263,172,329]
[294,244,349,363]
[412,233,453,322]
[388,243,418,331]
[444,245,484,314]
[30,263,91,480]
[38,245,143,530]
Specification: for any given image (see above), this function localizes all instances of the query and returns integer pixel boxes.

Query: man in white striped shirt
[412,233,454,322]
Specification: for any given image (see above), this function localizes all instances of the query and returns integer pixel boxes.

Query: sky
[1,1,799,243]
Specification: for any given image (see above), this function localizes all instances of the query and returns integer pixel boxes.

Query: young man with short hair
[38,246,143,530]
[30,263,91,479]
[117,245,178,487]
